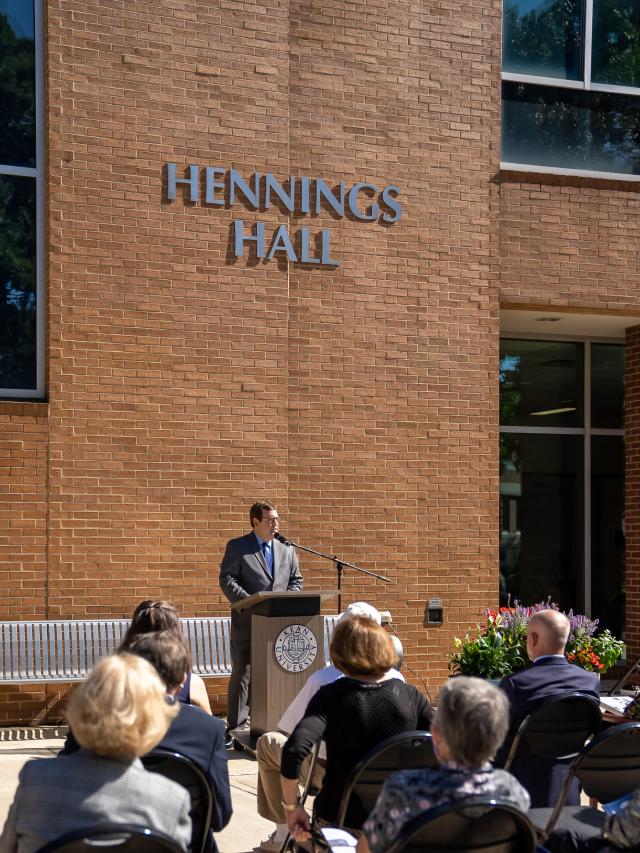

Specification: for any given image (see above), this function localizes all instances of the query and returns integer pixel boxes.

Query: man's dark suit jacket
[61,703,232,847]
[497,657,600,807]
[219,531,303,652]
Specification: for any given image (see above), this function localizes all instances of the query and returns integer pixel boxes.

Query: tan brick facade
[1,1,639,723]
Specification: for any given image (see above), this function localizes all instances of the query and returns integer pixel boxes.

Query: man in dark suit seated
[61,630,232,852]
[497,609,600,807]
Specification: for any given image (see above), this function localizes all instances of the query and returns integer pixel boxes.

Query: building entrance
[499,335,625,637]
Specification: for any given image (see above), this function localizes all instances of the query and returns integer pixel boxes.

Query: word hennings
[166,163,403,267]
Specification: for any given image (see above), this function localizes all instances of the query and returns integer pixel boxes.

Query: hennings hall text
[165,164,403,268]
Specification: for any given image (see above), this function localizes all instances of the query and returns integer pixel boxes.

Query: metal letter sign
[165,164,403,268]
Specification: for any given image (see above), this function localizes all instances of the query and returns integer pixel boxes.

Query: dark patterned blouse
[604,787,640,849]
[362,761,531,853]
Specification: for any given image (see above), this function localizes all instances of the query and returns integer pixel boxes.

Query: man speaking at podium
[220,500,303,744]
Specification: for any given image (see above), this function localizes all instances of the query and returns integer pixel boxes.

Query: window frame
[500,0,640,181]
[0,0,45,399]
[499,332,625,617]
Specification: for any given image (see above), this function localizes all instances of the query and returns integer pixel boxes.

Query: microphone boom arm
[275,532,390,612]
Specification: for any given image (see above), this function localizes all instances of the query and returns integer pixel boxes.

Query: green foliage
[592,0,640,88]
[449,605,624,679]
[449,614,528,680]
[0,12,36,166]
[503,0,583,78]
[567,629,625,673]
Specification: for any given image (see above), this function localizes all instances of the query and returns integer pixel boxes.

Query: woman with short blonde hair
[68,653,178,759]
[0,654,191,853]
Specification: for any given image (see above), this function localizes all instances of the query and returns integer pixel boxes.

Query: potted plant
[449,600,624,679]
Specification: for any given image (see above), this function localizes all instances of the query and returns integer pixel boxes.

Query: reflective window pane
[502,82,640,175]
[591,343,624,429]
[502,0,583,80]
[500,433,584,610]
[0,0,35,168]
[592,0,640,88]
[500,339,583,428]
[0,174,36,390]
[591,436,625,639]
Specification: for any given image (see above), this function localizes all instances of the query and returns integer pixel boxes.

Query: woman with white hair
[0,654,192,853]
[358,676,531,853]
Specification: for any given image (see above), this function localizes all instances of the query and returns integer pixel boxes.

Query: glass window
[591,344,624,429]
[0,174,36,390]
[502,81,640,175]
[0,0,39,396]
[0,0,36,168]
[591,436,625,639]
[500,339,583,428]
[501,0,640,177]
[500,433,584,611]
[502,0,583,81]
[592,0,640,88]
[500,338,625,632]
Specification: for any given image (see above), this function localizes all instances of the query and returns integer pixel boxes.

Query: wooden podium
[231,590,336,739]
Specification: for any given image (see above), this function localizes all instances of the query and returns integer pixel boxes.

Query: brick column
[625,325,640,658]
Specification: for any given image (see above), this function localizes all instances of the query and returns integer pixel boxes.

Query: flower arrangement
[449,599,624,680]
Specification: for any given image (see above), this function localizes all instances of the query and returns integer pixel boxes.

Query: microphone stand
[276,534,390,613]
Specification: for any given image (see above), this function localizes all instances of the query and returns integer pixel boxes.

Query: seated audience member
[60,631,232,850]
[256,602,404,853]
[358,677,530,853]
[0,654,191,853]
[119,599,212,714]
[497,609,600,807]
[280,615,433,841]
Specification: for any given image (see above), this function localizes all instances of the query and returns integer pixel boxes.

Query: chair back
[542,722,640,838]
[36,824,184,853]
[385,797,537,853]
[336,731,436,828]
[606,654,640,696]
[504,692,601,768]
[142,750,213,853]
[574,721,640,802]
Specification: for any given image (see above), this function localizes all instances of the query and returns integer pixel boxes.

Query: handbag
[623,692,640,721]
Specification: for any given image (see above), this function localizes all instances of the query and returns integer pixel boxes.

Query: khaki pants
[256,731,325,824]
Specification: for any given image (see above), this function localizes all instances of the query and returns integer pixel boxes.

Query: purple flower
[490,598,598,639]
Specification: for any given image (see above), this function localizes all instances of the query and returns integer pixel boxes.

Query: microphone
[274,532,292,547]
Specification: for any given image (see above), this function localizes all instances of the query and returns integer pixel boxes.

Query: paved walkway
[0,738,273,853]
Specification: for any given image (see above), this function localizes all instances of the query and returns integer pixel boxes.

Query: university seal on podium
[274,624,318,673]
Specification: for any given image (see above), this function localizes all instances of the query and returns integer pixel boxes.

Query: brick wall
[0,0,499,723]
[498,175,640,658]
[285,0,502,689]
[499,174,640,312]
[0,402,48,620]
[0,402,48,722]
[33,2,640,722]
[2,3,639,726]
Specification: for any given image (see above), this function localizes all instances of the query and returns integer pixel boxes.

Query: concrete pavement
[0,738,274,853]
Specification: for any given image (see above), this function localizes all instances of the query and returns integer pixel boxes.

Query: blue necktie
[262,542,273,578]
